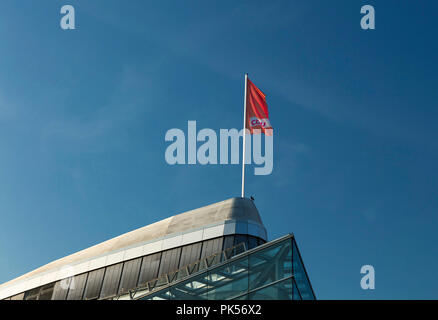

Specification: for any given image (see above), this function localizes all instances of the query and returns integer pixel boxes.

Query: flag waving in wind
[245,77,273,135]
[241,74,273,197]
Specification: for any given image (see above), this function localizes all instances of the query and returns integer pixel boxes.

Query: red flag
[245,78,273,135]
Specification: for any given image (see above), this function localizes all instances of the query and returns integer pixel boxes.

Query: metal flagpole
[241,73,248,198]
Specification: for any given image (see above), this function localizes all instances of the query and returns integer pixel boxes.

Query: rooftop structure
[0,198,269,300]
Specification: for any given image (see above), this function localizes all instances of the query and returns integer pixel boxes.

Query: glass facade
[118,258,142,295]
[4,234,265,300]
[66,273,88,300]
[100,263,123,299]
[139,235,315,300]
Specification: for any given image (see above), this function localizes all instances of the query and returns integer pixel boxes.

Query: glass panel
[205,251,221,268]
[207,257,249,300]
[175,267,189,281]
[233,235,248,250]
[224,242,246,260]
[248,236,258,250]
[100,263,123,299]
[39,283,55,300]
[52,279,71,300]
[138,252,161,287]
[134,236,314,301]
[249,238,292,290]
[83,268,105,300]
[118,258,142,295]
[292,239,315,300]
[248,278,293,300]
[222,235,235,250]
[146,289,173,300]
[10,293,25,300]
[24,287,41,300]
[66,273,88,300]
[186,260,201,276]
[170,273,209,300]
[179,242,202,268]
[200,237,223,259]
[158,247,182,276]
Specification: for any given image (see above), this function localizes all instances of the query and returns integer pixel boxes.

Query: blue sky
[0,0,437,299]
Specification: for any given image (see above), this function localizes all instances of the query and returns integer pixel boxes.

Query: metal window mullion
[96,268,107,300]
[79,272,89,300]
[292,277,303,300]
[230,275,294,300]
[114,263,124,299]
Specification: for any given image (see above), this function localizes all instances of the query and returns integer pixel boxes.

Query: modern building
[0,197,315,300]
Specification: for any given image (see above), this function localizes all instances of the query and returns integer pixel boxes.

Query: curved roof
[0,197,264,291]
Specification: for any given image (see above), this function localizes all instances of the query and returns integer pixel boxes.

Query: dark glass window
[292,239,315,300]
[257,238,266,246]
[233,235,248,249]
[200,237,223,259]
[118,258,142,295]
[158,247,182,276]
[52,279,71,300]
[24,287,41,300]
[138,253,161,286]
[222,235,235,250]
[179,242,202,268]
[100,263,123,299]
[66,273,88,300]
[248,236,258,250]
[83,268,105,300]
[39,283,55,300]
